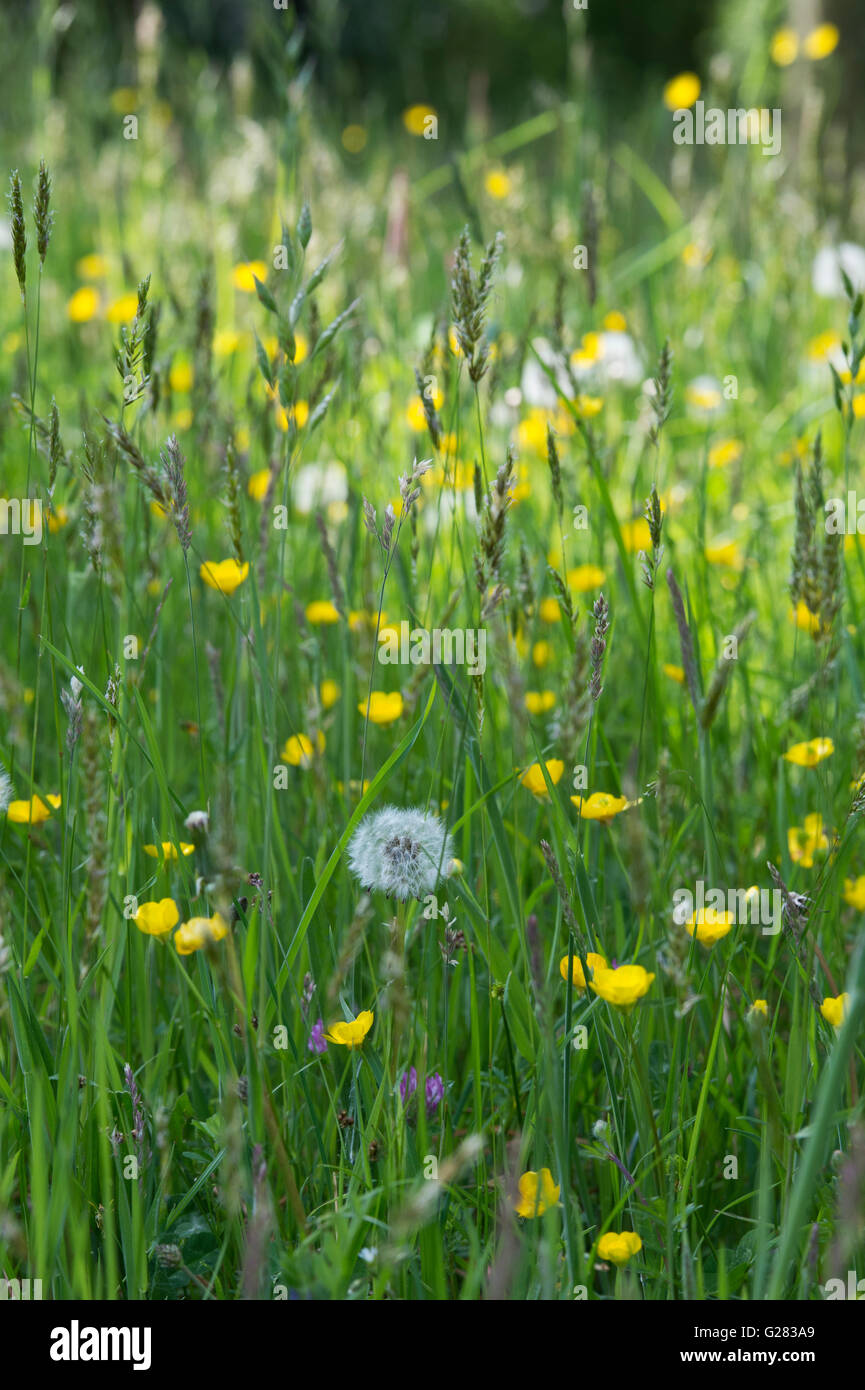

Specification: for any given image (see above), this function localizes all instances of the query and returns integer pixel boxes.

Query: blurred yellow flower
[572,792,631,823]
[281,731,325,767]
[67,286,100,323]
[539,597,561,623]
[214,329,243,357]
[133,898,180,936]
[200,558,249,597]
[788,814,829,867]
[602,311,627,332]
[560,951,607,990]
[520,759,564,797]
[175,913,229,955]
[663,663,685,684]
[47,504,69,533]
[685,908,734,946]
[843,876,865,911]
[106,292,139,324]
[708,438,743,470]
[803,23,839,60]
[76,253,108,280]
[597,1231,642,1265]
[143,841,194,860]
[770,28,799,66]
[790,600,822,635]
[621,517,652,552]
[514,1168,560,1219]
[306,599,340,625]
[705,538,743,568]
[6,793,61,825]
[532,640,553,668]
[663,73,701,111]
[169,359,194,393]
[248,468,272,501]
[233,260,268,292]
[567,564,606,593]
[341,124,367,153]
[590,964,654,1007]
[320,679,341,709]
[751,999,769,1017]
[484,169,511,199]
[402,104,437,136]
[784,736,834,767]
[359,691,403,725]
[820,993,849,1029]
[525,690,556,715]
[325,1009,374,1047]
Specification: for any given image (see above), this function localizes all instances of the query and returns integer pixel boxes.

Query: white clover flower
[347,805,454,901]
[0,767,13,815]
[293,462,348,515]
[812,243,865,299]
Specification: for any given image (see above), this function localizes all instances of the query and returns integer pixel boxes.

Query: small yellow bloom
[682,242,713,270]
[708,438,743,470]
[306,599,340,625]
[770,28,799,66]
[783,736,834,768]
[705,538,742,568]
[484,169,511,199]
[200,559,249,597]
[685,908,735,946]
[402,104,437,136]
[514,1168,560,1219]
[803,23,839,61]
[602,311,627,332]
[6,793,62,825]
[175,912,229,955]
[520,759,565,797]
[214,329,243,357]
[133,898,180,936]
[349,608,383,633]
[169,360,194,393]
[341,124,367,153]
[324,1009,374,1048]
[560,951,607,990]
[788,813,829,868]
[359,691,404,725]
[320,679,341,710]
[539,597,561,623]
[567,564,606,593]
[843,876,865,911]
[67,286,100,323]
[281,731,325,768]
[791,600,822,635]
[173,408,193,431]
[573,394,604,418]
[143,840,195,860]
[76,253,108,280]
[751,999,769,1017]
[597,1231,642,1265]
[621,517,652,552]
[807,329,841,361]
[663,72,701,111]
[106,292,139,324]
[820,993,849,1029]
[572,792,631,823]
[47,504,70,533]
[663,663,685,684]
[532,640,553,668]
[248,468,272,501]
[233,260,268,292]
[525,690,556,715]
[590,964,654,1007]
[686,380,722,413]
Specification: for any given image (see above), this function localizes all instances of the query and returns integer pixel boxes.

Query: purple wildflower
[399,1066,418,1104]
[425,1073,444,1116]
[307,1018,327,1054]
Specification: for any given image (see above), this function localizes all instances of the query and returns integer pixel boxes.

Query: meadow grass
[1,8,864,1303]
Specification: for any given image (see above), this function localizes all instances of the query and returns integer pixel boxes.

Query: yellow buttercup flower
[685,908,734,946]
[567,564,606,593]
[402,104,437,136]
[525,690,556,715]
[67,286,100,323]
[803,23,839,60]
[169,359,194,393]
[484,169,511,199]
[590,963,654,1007]
[248,468,272,501]
[6,793,61,825]
[783,737,834,767]
[750,999,769,1017]
[621,517,652,552]
[281,731,325,768]
[597,1231,642,1265]
[820,993,849,1029]
[790,600,822,635]
[520,759,564,797]
[532,640,553,668]
[708,438,743,470]
[76,253,108,280]
[560,951,607,990]
[602,311,627,332]
[320,679,341,710]
[539,597,561,623]
[175,912,229,955]
[324,1009,374,1048]
[200,559,249,597]
[705,538,742,568]
[514,1168,560,1219]
[787,814,829,868]
[307,600,341,625]
[843,876,865,911]
[214,329,243,357]
[232,260,268,292]
[133,898,180,936]
[663,664,685,684]
[663,72,700,111]
[770,28,799,66]
[47,504,69,533]
[106,292,139,324]
[359,691,403,725]
[571,792,631,823]
[143,840,195,860]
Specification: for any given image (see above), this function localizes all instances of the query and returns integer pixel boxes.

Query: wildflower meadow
[1,0,865,1336]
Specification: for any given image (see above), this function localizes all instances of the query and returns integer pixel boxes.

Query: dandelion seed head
[347,805,454,901]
